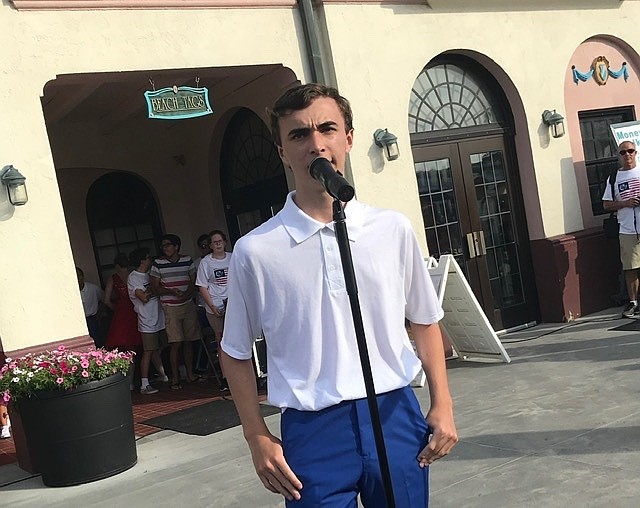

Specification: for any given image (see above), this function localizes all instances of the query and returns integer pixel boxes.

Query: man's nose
[309,130,325,154]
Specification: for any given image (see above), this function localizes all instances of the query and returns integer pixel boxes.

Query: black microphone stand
[332,198,396,508]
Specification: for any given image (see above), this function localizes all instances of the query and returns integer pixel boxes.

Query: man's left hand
[417,405,458,467]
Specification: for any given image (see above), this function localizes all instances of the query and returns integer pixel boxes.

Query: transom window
[409,62,504,134]
[220,108,288,241]
[223,108,285,192]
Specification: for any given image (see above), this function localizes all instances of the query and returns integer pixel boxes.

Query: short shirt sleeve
[195,258,209,288]
[602,177,614,201]
[220,246,262,361]
[402,220,444,325]
[149,261,161,279]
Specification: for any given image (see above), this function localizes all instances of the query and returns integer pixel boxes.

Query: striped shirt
[150,255,195,306]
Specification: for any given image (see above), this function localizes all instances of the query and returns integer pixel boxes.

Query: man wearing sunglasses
[603,140,640,318]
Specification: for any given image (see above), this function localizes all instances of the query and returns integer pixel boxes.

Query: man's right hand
[628,196,640,207]
[209,304,224,317]
[247,432,302,502]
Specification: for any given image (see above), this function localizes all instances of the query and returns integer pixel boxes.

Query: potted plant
[0,346,137,487]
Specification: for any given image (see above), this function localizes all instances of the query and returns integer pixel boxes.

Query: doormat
[143,399,280,436]
[610,320,640,332]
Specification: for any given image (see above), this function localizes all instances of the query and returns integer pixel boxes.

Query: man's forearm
[221,352,271,440]
[198,286,215,309]
[411,322,453,407]
[150,277,173,296]
[603,199,636,211]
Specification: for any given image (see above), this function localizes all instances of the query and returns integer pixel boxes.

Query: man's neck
[293,188,336,224]
[167,253,180,262]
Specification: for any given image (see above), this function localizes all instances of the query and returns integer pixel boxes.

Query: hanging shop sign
[144,85,213,120]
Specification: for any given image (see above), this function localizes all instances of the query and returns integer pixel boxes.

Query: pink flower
[71,366,78,372]
[96,360,103,366]
[2,391,11,403]
[57,345,66,351]
[81,370,89,378]
[56,377,64,385]
[81,361,89,369]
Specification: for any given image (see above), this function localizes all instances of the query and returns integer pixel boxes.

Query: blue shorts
[281,385,431,507]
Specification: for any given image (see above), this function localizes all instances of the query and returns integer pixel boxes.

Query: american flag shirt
[603,166,640,234]
[195,252,231,311]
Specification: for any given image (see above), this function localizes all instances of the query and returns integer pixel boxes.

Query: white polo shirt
[222,192,443,411]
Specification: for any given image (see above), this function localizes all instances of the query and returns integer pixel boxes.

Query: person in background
[128,247,168,395]
[221,84,457,507]
[0,404,10,439]
[104,253,142,353]
[196,229,232,391]
[150,234,201,389]
[76,266,104,347]
[194,234,212,271]
[603,140,640,318]
[193,233,213,376]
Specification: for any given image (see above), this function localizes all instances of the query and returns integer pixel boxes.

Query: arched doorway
[220,108,288,242]
[86,172,162,285]
[409,54,537,330]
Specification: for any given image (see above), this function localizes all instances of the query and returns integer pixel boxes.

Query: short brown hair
[269,83,353,146]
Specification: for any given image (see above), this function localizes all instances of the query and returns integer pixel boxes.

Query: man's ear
[345,129,354,154]
[277,144,291,170]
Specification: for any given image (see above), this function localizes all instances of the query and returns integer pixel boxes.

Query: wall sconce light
[1,165,28,206]
[542,110,565,139]
[373,128,400,161]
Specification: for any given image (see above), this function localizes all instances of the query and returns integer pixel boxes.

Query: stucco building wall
[322,3,639,240]
[2,1,640,352]
[0,5,306,352]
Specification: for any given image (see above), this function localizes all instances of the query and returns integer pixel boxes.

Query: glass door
[413,136,537,330]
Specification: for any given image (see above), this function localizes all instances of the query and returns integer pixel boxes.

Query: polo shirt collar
[280,191,365,244]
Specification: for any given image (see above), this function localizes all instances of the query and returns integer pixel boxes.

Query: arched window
[409,61,504,134]
[220,108,288,241]
[86,172,162,285]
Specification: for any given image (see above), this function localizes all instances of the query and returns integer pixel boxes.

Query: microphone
[309,157,355,202]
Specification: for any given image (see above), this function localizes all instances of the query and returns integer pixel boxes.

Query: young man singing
[222,84,457,507]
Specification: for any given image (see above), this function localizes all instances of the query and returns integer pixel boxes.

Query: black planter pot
[17,372,137,487]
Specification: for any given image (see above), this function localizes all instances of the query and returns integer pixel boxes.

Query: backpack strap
[610,168,618,201]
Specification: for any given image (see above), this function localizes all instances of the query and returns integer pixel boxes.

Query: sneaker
[622,303,639,318]
[1,425,10,439]
[155,374,169,383]
[220,379,229,392]
[140,385,159,395]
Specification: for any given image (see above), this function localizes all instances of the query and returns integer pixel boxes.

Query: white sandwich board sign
[427,255,511,364]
